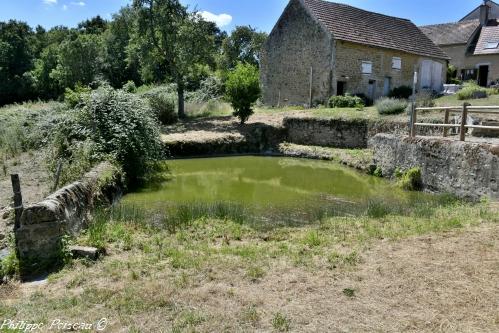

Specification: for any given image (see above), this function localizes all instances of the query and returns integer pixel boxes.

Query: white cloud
[70,1,86,6]
[62,4,68,10]
[200,11,233,28]
[43,0,57,5]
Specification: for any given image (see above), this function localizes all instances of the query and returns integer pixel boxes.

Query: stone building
[260,0,449,106]
[420,1,499,87]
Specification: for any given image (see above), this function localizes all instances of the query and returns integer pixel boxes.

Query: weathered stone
[69,246,104,261]
[285,117,369,148]
[472,121,499,138]
[371,134,499,200]
[15,162,122,277]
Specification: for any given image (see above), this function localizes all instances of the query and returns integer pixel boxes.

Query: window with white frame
[485,41,499,49]
[361,61,373,74]
[392,57,402,70]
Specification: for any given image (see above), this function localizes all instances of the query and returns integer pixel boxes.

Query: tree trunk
[177,81,186,119]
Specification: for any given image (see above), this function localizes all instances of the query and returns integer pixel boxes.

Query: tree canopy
[0,5,268,107]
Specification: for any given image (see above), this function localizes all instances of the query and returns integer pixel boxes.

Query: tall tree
[133,0,216,118]
[78,15,108,35]
[221,26,268,70]
[0,20,35,105]
[50,34,103,90]
[103,7,141,88]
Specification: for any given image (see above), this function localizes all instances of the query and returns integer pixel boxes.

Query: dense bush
[376,98,408,115]
[456,82,488,100]
[147,91,178,125]
[328,94,364,108]
[186,75,224,103]
[64,84,92,108]
[398,167,423,191]
[53,86,164,187]
[388,86,412,99]
[122,80,137,93]
[226,63,261,124]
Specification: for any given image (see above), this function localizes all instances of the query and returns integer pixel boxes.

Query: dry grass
[1,200,498,332]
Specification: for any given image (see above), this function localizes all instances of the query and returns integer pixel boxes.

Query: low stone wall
[284,117,369,148]
[164,124,287,157]
[284,117,443,149]
[15,162,122,276]
[371,134,499,200]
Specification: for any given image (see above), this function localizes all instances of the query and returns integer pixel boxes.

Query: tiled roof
[474,26,499,55]
[301,0,449,59]
[419,20,480,46]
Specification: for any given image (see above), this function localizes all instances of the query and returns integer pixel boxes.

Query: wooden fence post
[460,103,469,141]
[309,67,313,109]
[10,174,23,231]
[443,109,450,137]
[410,103,417,137]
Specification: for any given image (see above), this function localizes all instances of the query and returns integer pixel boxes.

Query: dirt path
[0,152,50,246]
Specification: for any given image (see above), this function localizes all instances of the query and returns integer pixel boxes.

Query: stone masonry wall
[15,162,122,276]
[371,134,499,200]
[334,41,447,100]
[261,0,333,106]
[284,116,443,149]
[284,117,369,148]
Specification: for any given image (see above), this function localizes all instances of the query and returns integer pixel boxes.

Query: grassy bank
[1,197,497,331]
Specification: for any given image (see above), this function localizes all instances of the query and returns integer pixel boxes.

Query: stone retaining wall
[15,162,122,276]
[371,134,499,200]
[164,124,287,157]
[283,117,443,149]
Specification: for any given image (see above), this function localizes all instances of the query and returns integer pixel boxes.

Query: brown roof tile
[301,0,449,59]
[474,26,499,55]
[419,20,480,46]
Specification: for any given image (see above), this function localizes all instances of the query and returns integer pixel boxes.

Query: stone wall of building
[441,44,499,85]
[334,41,447,100]
[260,0,333,106]
[371,134,499,200]
[15,162,122,276]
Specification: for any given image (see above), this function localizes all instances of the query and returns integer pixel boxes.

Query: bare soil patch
[0,152,50,246]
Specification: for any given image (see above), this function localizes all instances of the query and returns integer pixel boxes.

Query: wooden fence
[410,103,499,141]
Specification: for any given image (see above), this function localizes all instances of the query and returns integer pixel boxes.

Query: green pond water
[123,156,431,220]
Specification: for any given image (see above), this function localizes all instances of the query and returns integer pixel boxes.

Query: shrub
[122,80,137,93]
[375,98,408,115]
[328,94,364,108]
[64,84,92,108]
[456,82,488,100]
[388,85,412,99]
[226,63,261,124]
[398,167,423,191]
[53,86,164,187]
[186,75,224,103]
[147,91,178,125]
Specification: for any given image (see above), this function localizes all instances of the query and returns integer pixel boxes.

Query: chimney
[480,1,490,26]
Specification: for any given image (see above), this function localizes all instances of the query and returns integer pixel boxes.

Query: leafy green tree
[133,0,216,118]
[225,63,261,124]
[32,43,62,99]
[221,26,268,71]
[0,20,35,105]
[103,7,141,88]
[50,34,104,90]
[78,15,108,35]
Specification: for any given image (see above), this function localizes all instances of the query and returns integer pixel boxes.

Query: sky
[0,0,489,32]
